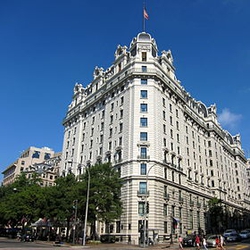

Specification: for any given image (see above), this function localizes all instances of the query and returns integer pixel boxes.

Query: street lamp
[83,166,90,246]
[143,163,158,248]
[72,200,78,245]
[67,161,90,246]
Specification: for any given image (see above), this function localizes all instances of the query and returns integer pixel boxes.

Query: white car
[239,230,250,239]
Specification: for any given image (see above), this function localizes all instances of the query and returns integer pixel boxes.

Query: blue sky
[1,0,250,178]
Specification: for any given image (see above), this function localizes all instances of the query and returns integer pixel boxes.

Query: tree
[77,163,123,239]
[45,174,80,241]
[0,163,123,241]
[208,197,224,233]
[0,173,45,229]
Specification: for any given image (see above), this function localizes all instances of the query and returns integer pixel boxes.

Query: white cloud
[218,108,242,131]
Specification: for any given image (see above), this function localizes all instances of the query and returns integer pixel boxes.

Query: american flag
[144,8,149,20]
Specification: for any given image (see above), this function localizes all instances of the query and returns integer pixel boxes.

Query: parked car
[206,235,217,248]
[100,234,116,243]
[239,230,250,239]
[182,235,195,247]
[223,229,237,239]
[226,233,241,242]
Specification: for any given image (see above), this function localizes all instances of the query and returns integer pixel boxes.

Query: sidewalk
[41,241,193,250]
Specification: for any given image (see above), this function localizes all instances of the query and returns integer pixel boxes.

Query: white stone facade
[61,32,250,244]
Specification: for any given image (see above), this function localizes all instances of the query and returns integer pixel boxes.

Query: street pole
[67,160,90,246]
[143,163,157,248]
[83,167,90,246]
[72,200,78,245]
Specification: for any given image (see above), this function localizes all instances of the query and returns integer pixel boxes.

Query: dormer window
[142,52,147,61]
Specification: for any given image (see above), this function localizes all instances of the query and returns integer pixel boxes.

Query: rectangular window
[140,117,148,127]
[120,109,123,119]
[142,66,147,72]
[32,151,40,159]
[140,163,147,175]
[119,137,122,145]
[140,132,148,141]
[119,123,123,133]
[142,52,147,61]
[140,103,148,112]
[141,79,148,85]
[139,181,147,194]
[120,96,124,105]
[170,116,173,125]
[164,204,168,216]
[176,121,179,130]
[141,90,148,98]
[110,115,113,124]
[164,221,168,233]
[140,147,147,159]
[162,98,166,107]
[163,124,166,133]
[44,153,51,160]
[138,202,145,215]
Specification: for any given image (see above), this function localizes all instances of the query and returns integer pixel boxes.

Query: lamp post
[83,166,90,246]
[67,161,90,246]
[143,163,158,248]
[72,200,78,245]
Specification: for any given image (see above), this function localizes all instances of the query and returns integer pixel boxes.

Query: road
[1,237,250,250]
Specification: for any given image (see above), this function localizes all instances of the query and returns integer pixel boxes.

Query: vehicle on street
[226,232,241,242]
[182,234,195,247]
[100,234,116,243]
[206,234,217,248]
[223,229,237,239]
[239,230,250,239]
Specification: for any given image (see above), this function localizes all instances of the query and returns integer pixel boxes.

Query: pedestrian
[178,235,183,250]
[220,235,225,250]
[195,235,201,250]
[203,237,208,250]
[215,235,221,250]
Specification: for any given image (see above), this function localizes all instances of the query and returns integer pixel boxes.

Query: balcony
[179,197,184,204]
[137,155,150,160]
[137,191,149,198]
[189,201,194,207]
[197,202,201,208]
[164,193,170,200]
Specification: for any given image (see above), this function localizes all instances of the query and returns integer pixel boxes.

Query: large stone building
[2,146,60,187]
[61,32,250,244]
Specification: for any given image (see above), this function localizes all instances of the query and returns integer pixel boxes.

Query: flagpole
[143,7,146,32]
[142,3,149,32]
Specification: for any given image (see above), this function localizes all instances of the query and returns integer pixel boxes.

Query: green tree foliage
[0,163,123,237]
[77,163,122,223]
[208,197,224,233]
[0,173,45,227]
[77,163,123,238]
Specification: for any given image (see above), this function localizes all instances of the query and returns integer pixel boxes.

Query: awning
[173,217,181,223]
[31,218,52,227]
